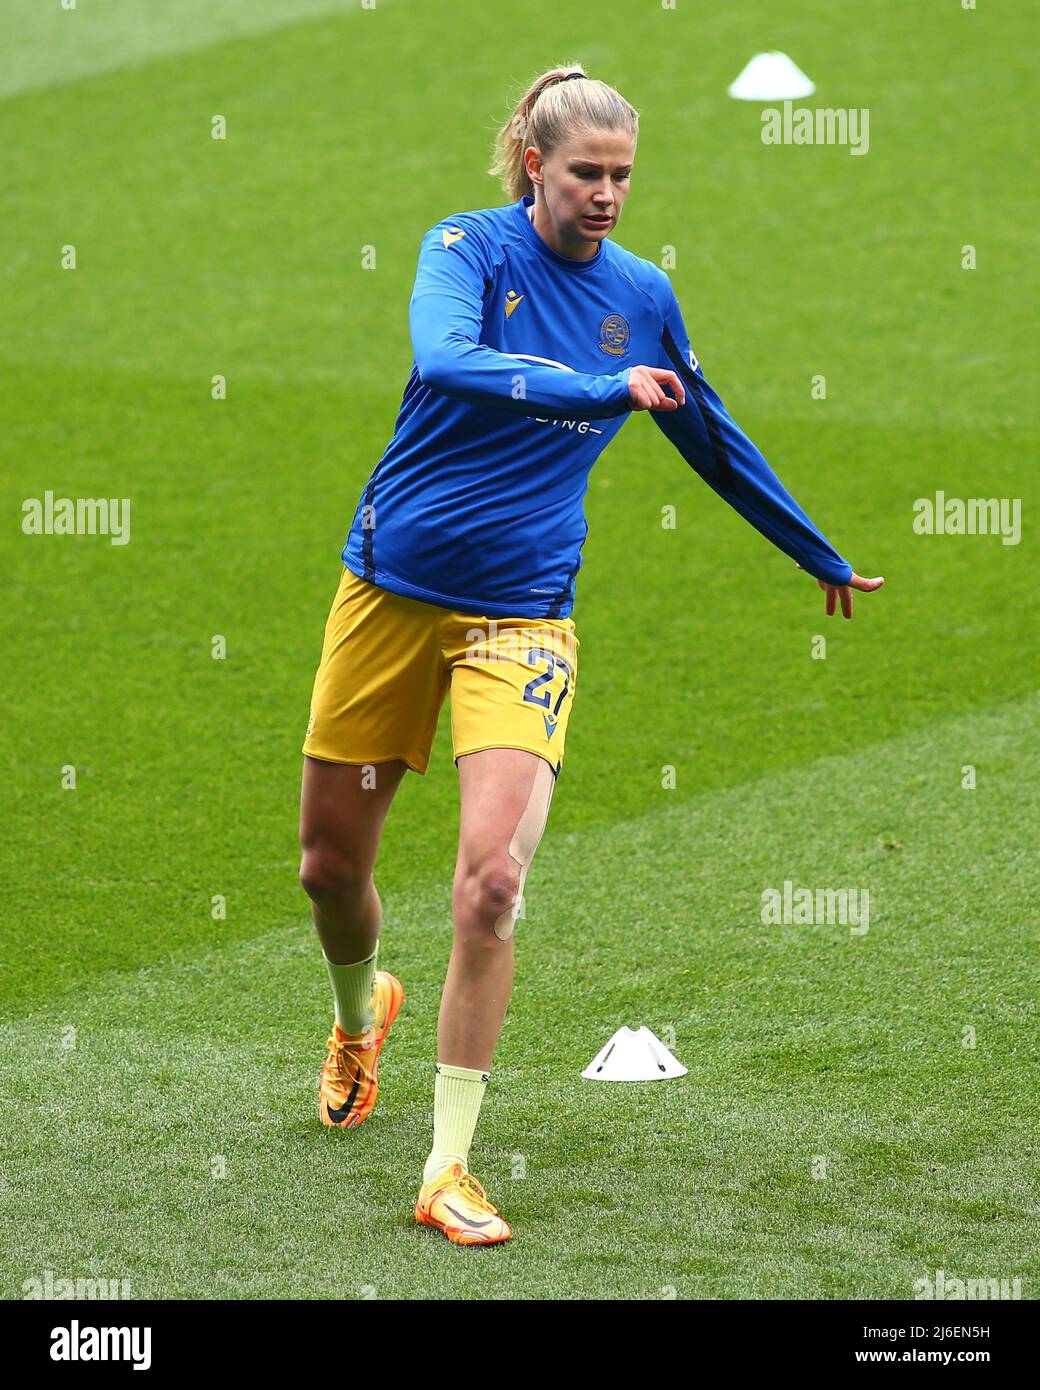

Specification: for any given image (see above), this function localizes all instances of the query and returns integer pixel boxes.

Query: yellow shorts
[303,565,580,777]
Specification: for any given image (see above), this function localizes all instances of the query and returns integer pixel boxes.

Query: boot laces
[453,1172,498,1215]
[325,1033,370,1084]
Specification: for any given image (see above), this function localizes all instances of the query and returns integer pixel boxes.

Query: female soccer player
[299,63,883,1246]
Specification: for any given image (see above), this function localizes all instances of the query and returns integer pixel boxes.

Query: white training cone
[582,1026,687,1082]
[727,52,816,102]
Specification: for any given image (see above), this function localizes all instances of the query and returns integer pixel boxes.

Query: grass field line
[5,687,1036,1037]
[3,1,399,103]
[514,682,1038,876]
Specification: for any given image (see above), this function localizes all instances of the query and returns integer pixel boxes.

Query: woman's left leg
[415,615,575,1242]
[414,747,556,1239]
[441,745,555,1070]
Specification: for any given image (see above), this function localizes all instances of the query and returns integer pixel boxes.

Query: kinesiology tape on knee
[494,758,556,942]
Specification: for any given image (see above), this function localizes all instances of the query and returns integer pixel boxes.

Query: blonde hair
[489,63,639,202]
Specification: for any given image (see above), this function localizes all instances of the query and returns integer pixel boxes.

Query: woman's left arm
[650,282,884,617]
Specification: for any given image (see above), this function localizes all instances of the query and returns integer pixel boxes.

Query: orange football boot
[415,1163,512,1245]
[319,970,404,1128]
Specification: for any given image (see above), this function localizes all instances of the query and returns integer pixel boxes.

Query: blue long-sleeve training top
[342,193,853,618]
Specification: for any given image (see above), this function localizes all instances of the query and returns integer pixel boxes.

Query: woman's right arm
[409,214,639,420]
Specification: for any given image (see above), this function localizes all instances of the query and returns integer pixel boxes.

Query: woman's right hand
[627,365,686,411]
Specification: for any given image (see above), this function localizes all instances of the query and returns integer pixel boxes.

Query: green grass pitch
[1,0,1037,1298]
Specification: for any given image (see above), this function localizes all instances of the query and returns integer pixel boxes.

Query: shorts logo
[599,313,630,357]
[306,710,316,738]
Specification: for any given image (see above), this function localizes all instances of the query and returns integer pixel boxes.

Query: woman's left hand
[814,570,885,619]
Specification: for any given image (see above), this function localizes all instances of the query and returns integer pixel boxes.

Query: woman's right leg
[302,754,409,1129]
[299,754,408,962]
